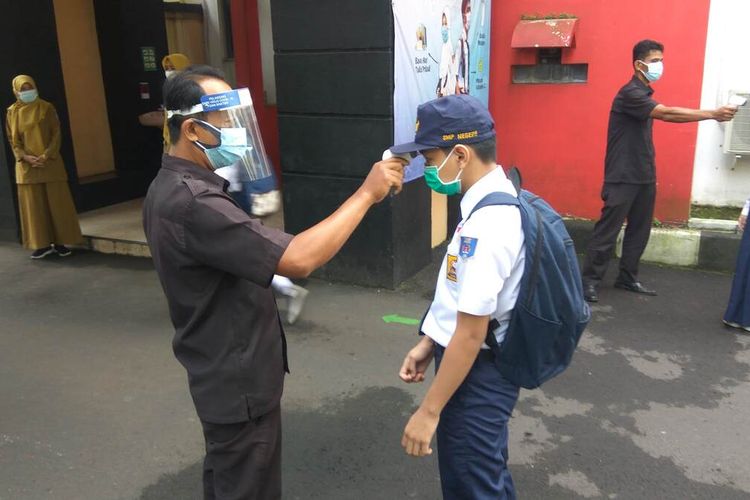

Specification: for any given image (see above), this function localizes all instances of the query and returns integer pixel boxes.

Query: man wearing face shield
[581,39,738,303]
[142,66,404,499]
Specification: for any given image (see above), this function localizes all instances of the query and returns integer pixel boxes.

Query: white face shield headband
[166,88,274,180]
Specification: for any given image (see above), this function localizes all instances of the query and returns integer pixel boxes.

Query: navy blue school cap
[389,94,496,155]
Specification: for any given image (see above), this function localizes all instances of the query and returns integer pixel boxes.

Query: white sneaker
[251,193,266,217]
[251,190,282,217]
[266,190,281,214]
[287,285,309,325]
[723,320,750,333]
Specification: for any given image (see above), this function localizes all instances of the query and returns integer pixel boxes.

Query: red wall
[489,1,711,223]
[230,0,282,179]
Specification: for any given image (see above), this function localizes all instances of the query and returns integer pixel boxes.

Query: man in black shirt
[582,39,737,303]
[143,66,404,499]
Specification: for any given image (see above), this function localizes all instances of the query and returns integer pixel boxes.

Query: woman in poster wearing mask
[6,75,82,259]
[455,0,471,95]
[436,10,456,98]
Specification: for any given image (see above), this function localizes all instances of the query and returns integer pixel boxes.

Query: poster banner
[393,0,491,181]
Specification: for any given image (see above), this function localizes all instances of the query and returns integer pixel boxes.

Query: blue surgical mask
[193,120,250,170]
[441,26,449,44]
[424,148,462,196]
[18,89,38,103]
[638,60,663,82]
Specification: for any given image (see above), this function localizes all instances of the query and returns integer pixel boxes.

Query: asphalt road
[1,242,749,499]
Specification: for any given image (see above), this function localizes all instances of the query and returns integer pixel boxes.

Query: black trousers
[201,406,282,500]
[582,182,656,286]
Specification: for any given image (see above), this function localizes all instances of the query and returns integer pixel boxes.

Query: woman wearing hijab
[139,53,192,149]
[162,52,191,76]
[724,200,750,333]
[139,53,192,147]
[6,75,82,258]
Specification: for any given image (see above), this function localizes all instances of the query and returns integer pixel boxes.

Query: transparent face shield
[169,88,274,181]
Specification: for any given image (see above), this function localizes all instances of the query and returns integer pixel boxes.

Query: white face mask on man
[638,60,663,82]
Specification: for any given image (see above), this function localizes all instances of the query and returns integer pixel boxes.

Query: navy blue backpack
[467,172,590,389]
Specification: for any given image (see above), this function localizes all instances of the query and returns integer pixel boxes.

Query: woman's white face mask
[18,89,38,103]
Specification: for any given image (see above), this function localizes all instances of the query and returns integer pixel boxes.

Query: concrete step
[79,198,150,258]
[76,198,742,273]
[688,217,739,232]
[564,219,741,274]
[85,235,151,258]
[79,197,285,260]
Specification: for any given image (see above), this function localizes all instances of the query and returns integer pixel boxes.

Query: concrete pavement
[1,242,749,499]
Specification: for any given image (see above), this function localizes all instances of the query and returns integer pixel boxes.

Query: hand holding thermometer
[382,149,411,196]
[382,149,412,162]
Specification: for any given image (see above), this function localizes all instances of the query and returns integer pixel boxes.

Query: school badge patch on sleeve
[446,255,458,282]
[459,237,478,258]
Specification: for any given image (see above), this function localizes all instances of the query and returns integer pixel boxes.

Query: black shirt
[143,155,293,424]
[604,76,660,184]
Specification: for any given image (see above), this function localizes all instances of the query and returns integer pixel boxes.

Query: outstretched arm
[276,158,405,278]
[651,104,737,123]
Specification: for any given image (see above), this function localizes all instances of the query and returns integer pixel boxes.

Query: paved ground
[1,241,749,499]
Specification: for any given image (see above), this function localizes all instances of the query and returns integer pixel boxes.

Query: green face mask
[424,148,462,196]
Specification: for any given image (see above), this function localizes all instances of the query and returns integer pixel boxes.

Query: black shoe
[614,280,657,296]
[583,284,599,303]
[30,246,55,259]
[54,244,72,257]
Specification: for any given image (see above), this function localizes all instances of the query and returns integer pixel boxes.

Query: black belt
[434,342,495,362]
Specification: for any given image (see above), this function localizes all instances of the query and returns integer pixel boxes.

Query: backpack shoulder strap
[467,192,520,221]
[468,192,523,348]
[507,167,523,193]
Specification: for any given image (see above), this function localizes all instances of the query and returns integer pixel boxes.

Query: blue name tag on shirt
[459,237,477,258]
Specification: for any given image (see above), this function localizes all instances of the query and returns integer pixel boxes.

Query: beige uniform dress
[6,75,82,250]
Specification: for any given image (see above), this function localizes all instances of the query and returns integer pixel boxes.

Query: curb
[564,219,741,274]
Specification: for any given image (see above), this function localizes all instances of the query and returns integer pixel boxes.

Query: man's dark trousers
[201,406,282,500]
[582,182,656,285]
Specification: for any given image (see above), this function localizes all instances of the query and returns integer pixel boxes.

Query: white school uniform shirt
[421,166,525,349]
